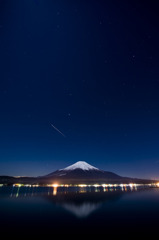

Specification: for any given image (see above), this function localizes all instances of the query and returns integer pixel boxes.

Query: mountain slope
[44,161,123,183]
[0,161,156,185]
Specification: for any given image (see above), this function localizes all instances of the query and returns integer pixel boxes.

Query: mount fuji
[41,161,155,185]
[0,161,156,185]
[43,161,126,184]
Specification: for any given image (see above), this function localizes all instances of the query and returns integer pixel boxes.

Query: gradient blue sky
[0,0,159,179]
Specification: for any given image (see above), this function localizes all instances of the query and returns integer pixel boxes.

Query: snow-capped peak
[61,161,99,171]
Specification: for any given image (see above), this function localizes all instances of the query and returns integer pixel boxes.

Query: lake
[0,186,159,235]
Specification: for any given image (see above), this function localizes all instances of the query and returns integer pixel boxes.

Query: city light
[7,182,159,189]
[93,184,100,188]
[78,184,87,187]
[13,184,22,187]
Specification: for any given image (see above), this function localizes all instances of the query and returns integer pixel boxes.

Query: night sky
[0,0,159,179]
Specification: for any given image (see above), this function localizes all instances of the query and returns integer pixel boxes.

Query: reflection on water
[7,184,139,198]
[0,185,139,218]
[1,185,159,235]
[62,202,101,218]
[6,185,139,199]
[53,186,57,196]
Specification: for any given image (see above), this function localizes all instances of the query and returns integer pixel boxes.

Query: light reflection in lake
[62,202,101,218]
[0,185,142,218]
[7,185,140,199]
[1,186,159,235]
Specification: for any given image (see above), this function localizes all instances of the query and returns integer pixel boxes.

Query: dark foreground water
[0,186,159,235]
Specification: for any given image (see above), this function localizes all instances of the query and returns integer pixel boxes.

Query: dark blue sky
[0,0,159,179]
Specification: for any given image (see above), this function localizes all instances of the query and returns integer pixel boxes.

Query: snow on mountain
[60,161,99,171]
[43,161,124,183]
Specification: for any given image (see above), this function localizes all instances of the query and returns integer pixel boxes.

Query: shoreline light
[8,182,159,189]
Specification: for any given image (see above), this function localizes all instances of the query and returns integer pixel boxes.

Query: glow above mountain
[60,161,99,171]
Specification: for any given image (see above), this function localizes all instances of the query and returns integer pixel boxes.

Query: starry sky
[0,0,159,179]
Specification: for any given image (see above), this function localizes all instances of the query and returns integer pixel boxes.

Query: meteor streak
[51,124,66,138]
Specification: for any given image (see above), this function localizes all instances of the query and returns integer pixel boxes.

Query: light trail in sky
[51,124,66,138]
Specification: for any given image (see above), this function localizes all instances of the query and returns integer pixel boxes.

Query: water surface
[0,186,159,235]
